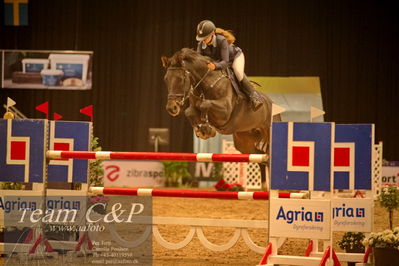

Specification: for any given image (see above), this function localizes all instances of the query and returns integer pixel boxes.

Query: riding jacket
[197,34,242,70]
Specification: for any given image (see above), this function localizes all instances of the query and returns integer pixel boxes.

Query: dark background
[0,0,398,159]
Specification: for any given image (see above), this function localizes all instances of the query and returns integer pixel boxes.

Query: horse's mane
[171,48,209,68]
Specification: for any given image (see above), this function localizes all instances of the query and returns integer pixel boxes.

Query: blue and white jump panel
[0,119,47,183]
[48,120,92,183]
[0,119,92,184]
[271,122,374,191]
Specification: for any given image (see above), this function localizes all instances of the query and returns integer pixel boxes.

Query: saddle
[223,67,246,100]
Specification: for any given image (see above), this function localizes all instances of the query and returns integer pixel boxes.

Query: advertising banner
[270,199,331,239]
[103,160,164,187]
[332,198,373,232]
[381,166,399,187]
[1,50,93,90]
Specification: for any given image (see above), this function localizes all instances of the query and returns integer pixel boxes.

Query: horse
[161,48,280,188]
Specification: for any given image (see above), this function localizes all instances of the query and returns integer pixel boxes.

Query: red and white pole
[46,150,269,163]
[89,187,306,200]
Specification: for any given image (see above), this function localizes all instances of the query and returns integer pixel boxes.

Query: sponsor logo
[276,206,324,224]
[0,197,37,213]
[106,165,120,181]
[126,169,164,179]
[332,203,365,219]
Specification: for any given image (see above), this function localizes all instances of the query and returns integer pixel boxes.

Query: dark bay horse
[161,48,280,188]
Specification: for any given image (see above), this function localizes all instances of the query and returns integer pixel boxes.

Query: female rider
[196,20,262,111]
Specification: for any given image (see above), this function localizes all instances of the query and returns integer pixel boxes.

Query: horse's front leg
[192,100,216,139]
[184,105,203,138]
[198,100,212,123]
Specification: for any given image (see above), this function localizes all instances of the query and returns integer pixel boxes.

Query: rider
[196,20,263,111]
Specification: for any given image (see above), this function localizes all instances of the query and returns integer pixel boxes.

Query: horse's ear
[161,56,170,68]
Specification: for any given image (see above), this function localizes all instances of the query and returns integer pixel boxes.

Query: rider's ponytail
[215,28,236,44]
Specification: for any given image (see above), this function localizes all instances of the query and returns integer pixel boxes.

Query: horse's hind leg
[258,162,269,191]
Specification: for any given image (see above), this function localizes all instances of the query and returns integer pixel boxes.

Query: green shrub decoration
[89,137,105,187]
[162,161,192,186]
[378,186,399,229]
[337,232,365,252]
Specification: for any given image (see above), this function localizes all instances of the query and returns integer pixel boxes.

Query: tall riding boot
[240,76,263,111]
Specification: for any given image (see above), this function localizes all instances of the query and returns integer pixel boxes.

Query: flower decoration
[214,179,244,191]
[89,195,109,204]
[363,227,399,250]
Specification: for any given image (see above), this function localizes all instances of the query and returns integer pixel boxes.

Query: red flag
[53,112,63,121]
[80,105,93,122]
[35,101,49,119]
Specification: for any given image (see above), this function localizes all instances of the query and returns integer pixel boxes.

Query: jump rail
[46,151,269,163]
[89,187,306,200]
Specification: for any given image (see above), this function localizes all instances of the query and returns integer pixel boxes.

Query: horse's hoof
[210,128,217,137]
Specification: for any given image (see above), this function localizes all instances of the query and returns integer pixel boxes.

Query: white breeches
[232,52,245,82]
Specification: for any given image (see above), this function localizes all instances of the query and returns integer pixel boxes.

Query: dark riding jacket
[197,34,242,70]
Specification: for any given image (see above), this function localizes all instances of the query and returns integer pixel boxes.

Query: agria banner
[270,199,331,239]
[270,198,373,238]
[271,122,373,191]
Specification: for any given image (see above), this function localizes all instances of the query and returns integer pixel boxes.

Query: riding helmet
[196,20,216,41]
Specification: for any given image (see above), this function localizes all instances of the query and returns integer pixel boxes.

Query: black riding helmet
[196,20,216,41]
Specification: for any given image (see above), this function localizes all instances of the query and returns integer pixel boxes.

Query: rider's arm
[214,38,230,70]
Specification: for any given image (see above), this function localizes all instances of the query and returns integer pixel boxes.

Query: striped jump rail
[46,151,269,163]
[89,187,306,200]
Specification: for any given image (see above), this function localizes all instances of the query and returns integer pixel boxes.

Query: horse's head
[161,51,191,116]
[161,48,209,116]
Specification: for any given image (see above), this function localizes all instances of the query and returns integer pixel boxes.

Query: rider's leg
[232,53,263,111]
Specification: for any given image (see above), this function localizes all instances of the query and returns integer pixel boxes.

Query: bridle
[166,66,211,106]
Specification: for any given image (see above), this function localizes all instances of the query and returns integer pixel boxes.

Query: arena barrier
[107,216,269,253]
[89,187,307,200]
[46,150,268,163]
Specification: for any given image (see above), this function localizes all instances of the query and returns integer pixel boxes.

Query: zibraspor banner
[103,160,164,187]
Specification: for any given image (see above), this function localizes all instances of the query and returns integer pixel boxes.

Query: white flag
[272,103,285,117]
[7,97,16,108]
[310,106,325,120]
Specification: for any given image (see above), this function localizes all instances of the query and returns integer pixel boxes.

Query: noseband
[166,66,210,106]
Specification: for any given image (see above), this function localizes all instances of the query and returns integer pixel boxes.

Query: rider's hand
[207,63,216,70]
